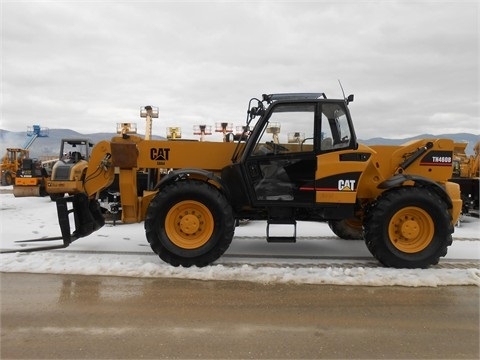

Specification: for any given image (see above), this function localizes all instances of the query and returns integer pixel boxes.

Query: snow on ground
[1,191,479,287]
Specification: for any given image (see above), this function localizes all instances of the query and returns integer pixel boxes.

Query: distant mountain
[358,133,480,155]
[1,128,479,158]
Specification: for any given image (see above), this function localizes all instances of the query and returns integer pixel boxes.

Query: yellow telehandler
[4,93,462,269]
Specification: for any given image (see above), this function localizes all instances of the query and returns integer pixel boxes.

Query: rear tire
[364,187,452,268]
[328,218,363,240]
[145,180,234,267]
[1,171,13,186]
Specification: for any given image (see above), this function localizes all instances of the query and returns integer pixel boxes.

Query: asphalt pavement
[1,273,479,359]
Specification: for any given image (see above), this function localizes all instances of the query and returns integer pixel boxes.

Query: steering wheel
[265,141,290,153]
[300,137,314,151]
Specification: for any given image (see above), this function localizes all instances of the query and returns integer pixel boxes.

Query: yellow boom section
[83,135,241,223]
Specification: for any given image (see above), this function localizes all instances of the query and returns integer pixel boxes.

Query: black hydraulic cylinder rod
[398,142,433,172]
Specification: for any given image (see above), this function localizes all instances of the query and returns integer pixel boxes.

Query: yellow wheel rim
[165,200,214,249]
[388,206,434,253]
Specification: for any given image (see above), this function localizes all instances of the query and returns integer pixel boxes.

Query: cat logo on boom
[150,148,170,164]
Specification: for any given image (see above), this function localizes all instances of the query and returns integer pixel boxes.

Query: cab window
[252,103,316,156]
[320,103,352,151]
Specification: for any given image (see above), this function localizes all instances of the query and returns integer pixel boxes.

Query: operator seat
[70,152,82,163]
[321,138,333,150]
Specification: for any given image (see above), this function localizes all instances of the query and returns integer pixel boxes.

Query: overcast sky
[1,0,478,141]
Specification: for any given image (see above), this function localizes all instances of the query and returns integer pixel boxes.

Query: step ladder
[266,218,297,243]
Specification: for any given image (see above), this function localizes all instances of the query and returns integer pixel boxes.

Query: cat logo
[338,179,356,191]
[150,148,170,162]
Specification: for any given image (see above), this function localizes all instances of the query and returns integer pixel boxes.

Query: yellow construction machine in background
[45,138,94,200]
[450,141,479,216]
[1,125,49,186]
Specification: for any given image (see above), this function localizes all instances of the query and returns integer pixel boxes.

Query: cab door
[315,101,367,206]
[244,102,317,205]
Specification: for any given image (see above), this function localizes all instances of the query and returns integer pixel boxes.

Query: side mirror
[347,94,354,104]
[248,104,265,118]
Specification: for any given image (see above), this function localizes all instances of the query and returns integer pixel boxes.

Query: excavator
[3,93,462,269]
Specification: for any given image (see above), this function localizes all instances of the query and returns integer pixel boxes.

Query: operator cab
[50,139,94,181]
[223,93,358,217]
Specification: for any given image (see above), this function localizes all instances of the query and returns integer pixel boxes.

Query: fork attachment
[1,194,105,253]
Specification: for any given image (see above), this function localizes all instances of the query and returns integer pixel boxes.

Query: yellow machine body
[1,148,30,186]
[83,136,241,223]
[81,134,461,226]
[45,138,94,198]
[11,93,463,270]
[46,160,88,196]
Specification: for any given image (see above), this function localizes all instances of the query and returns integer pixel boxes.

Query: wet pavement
[1,272,479,359]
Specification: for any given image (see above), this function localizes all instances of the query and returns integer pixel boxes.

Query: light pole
[266,122,281,144]
[215,122,233,142]
[140,105,159,140]
[167,127,182,140]
[193,125,212,142]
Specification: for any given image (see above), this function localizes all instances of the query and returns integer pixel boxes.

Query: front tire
[364,187,453,268]
[145,180,234,267]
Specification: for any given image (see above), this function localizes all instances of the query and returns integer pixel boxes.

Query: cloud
[1,1,478,140]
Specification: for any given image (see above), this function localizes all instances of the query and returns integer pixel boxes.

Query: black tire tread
[328,219,364,240]
[145,181,234,267]
[364,186,453,268]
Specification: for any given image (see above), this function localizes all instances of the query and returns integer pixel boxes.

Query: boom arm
[22,133,38,149]
[83,140,116,197]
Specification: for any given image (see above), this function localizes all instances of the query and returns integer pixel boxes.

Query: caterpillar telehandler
[6,93,462,269]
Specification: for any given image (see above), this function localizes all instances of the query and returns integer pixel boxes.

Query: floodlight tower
[215,122,233,142]
[167,127,182,139]
[288,131,305,150]
[140,105,159,140]
[266,122,281,144]
[234,125,250,141]
[288,132,305,144]
[193,125,212,142]
[116,123,138,138]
